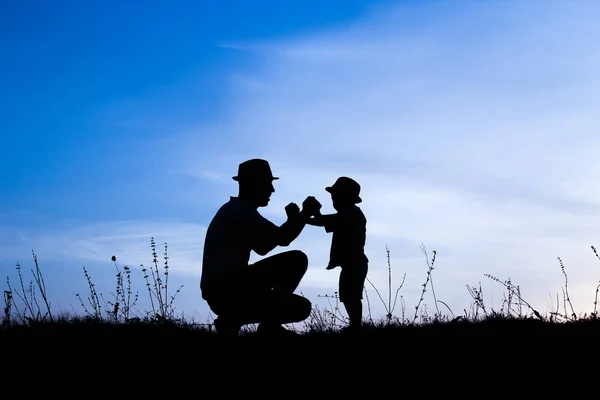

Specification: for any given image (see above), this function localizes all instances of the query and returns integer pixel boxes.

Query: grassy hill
[3,240,599,347]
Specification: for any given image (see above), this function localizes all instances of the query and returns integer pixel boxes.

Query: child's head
[325,176,362,210]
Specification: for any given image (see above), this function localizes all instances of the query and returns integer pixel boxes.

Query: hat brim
[232,176,279,181]
[326,187,361,203]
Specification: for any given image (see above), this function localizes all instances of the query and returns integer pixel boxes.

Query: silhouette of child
[307,176,369,330]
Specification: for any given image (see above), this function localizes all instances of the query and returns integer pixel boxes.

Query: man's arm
[251,197,321,255]
[251,208,310,255]
[276,208,312,247]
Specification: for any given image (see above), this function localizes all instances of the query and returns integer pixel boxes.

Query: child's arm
[307,212,338,233]
[306,210,325,227]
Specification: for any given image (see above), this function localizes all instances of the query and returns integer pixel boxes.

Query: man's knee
[286,250,308,273]
[294,295,312,321]
[301,296,312,320]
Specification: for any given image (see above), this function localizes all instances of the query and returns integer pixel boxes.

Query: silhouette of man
[200,158,322,336]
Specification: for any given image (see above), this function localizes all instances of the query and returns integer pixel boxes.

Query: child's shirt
[319,205,369,269]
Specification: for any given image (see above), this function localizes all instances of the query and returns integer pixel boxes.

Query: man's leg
[266,292,312,324]
[207,251,311,336]
[209,290,311,334]
[248,250,310,333]
[206,297,243,336]
[249,250,308,294]
[239,251,311,334]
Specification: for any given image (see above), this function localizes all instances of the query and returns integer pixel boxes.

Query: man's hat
[326,176,362,204]
[232,158,279,182]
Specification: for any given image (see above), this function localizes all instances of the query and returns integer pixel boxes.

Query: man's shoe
[213,316,241,337]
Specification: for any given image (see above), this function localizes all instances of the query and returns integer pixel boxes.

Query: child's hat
[326,176,362,204]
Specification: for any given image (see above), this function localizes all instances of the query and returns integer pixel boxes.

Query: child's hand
[305,207,325,227]
[302,196,322,216]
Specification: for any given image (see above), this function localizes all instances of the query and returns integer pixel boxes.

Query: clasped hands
[285,196,322,219]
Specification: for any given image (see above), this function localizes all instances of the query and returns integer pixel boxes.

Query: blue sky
[2,0,600,325]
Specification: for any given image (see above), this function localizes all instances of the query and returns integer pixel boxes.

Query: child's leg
[339,263,368,328]
[342,298,363,327]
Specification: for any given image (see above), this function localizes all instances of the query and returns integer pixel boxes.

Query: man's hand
[302,196,322,216]
[285,202,301,218]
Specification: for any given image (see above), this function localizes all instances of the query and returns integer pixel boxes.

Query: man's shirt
[200,196,278,299]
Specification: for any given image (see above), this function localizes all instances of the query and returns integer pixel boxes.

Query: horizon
[2,0,600,324]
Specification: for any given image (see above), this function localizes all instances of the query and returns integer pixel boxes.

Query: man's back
[200,197,278,299]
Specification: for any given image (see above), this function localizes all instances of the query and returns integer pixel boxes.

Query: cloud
[169,0,600,317]
[1,221,206,277]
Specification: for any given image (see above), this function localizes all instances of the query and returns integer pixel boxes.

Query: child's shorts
[339,262,368,303]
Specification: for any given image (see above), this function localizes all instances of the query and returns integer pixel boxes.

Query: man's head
[233,158,279,207]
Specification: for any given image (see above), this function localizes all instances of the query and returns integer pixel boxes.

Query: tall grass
[2,239,600,335]
[307,243,600,333]
[3,251,53,326]
[2,237,185,328]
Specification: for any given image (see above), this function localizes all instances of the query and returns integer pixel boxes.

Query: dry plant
[590,245,600,319]
[141,237,183,321]
[3,251,53,325]
[304,291,347,332]
[411,244,453,324]
[104,255,140,322]
[75,237,183,323]
[466,282,487,320]
[484,274,543,320]
[366,245,406,326]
